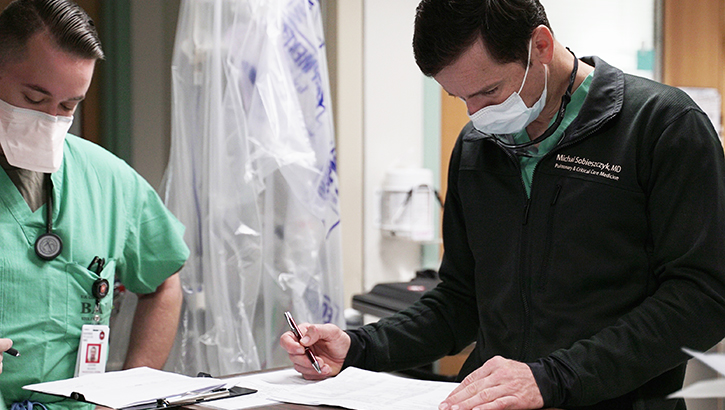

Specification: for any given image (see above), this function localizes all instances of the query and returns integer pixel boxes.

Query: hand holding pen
[280,313,352,380]
[1,338,18,375]
[284,312,321,373]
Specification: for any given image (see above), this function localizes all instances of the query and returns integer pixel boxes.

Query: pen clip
[284,311,302,340]
[284,311,322,373]
[87,256,106,275]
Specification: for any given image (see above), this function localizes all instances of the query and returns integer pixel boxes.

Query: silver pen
[284,311,322,373]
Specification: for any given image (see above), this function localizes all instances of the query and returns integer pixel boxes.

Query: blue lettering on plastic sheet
[304,286,340,325]
[318,148,339,209]
[282,1,327,122]
[282,0,341,234]
[321,294,335,324]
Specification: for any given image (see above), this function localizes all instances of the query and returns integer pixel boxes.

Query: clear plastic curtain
[161,0,344,377]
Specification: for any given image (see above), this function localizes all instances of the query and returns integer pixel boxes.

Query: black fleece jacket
[344,57,725,410]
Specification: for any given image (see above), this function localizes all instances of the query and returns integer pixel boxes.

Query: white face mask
[469,39,548,135]
[0,98,73,173]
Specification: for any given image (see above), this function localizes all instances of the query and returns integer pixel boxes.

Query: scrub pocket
[65,259,116,330]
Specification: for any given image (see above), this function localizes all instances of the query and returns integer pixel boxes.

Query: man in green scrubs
[0,1,190,408]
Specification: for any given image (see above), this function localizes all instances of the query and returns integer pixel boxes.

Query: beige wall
[327,1,366,309]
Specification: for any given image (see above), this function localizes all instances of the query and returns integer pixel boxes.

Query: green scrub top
[511,70,594,196]
[0,135,189,409]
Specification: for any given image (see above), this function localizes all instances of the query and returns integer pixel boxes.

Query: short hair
[413,0,551,77]
[0,0,104,67]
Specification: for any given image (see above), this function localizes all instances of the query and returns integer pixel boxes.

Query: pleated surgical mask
[0,98,72,173]
[468,39,548,135]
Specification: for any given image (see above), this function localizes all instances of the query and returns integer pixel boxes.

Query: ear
[531,25,555,65]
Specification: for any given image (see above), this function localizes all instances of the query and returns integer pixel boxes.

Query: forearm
[345,285,478,373]
[123,273,182,369]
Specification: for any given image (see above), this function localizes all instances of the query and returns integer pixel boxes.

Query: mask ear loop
[518,38,534,94]
[480,48,579,157]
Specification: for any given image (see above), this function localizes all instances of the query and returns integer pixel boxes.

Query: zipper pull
[551,184,562,206]
[523,199,531,225]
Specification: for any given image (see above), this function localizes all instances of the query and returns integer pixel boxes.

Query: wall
[362,0,428,291]
[129,0,180,189]
[327,1,366,310]
[329,0,435,309]
[545,0,656,79]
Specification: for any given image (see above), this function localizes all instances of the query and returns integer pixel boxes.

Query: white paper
[668,348,725,399]
[203,368,317,410]
[668,378,725,399]
[23,367,226,409]
[682,347,725,376]
[267,367,457,410]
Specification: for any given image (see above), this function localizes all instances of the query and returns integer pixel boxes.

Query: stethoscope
[32,175,109,320]
[475,48,580,157]
[34,173,63,260]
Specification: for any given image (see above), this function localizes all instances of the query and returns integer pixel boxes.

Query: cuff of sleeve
[528,361,559,408]
[342,329,366,370]
[528,356,577,409]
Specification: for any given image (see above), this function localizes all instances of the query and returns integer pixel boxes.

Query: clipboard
[89,385,258,409]
[23,366,257,409]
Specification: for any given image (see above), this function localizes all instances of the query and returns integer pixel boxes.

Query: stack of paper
[207,368,320,409]
[23,367,228,409]
[266,367,457,410]
[669,348,725,399]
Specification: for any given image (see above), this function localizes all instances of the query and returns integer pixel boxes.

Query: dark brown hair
[413,0,550,76]
[0,0,104,67]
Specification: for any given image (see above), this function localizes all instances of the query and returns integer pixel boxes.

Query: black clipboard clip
[146,372,256,409]
[117,372,256,410]
[151,386,257,408]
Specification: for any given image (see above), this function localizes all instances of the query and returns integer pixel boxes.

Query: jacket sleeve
[532,103,725,407]
[344,134,479,372]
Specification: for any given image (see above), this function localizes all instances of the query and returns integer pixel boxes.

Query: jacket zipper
[524,124,609,359]
[538,183,562,291]
[498,147,534,361]
[494,121,608,361]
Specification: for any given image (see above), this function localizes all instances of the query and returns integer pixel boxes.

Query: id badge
[74,324,109,377]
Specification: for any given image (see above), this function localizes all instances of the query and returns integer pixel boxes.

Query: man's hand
[0,338,12,374]
[439,356,544,410]
[280,323,350,380]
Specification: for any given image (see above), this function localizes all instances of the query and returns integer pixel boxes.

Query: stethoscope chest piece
[35,232,63,260]
[35,232,63,261]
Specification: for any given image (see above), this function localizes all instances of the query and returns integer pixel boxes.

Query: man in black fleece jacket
[281,1,725,409]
